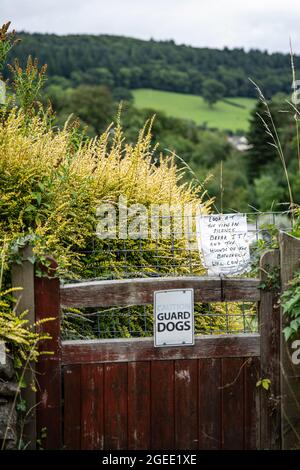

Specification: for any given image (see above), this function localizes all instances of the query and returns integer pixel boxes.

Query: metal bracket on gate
[220,274,225,302]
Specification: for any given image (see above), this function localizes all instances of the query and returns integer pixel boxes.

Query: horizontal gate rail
[61,333,260,365]
[32,249,282,450]
[60,276,260,308]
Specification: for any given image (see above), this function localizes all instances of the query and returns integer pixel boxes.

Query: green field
[133,89,256,132]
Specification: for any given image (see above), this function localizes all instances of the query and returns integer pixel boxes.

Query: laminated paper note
[196,213,250,275]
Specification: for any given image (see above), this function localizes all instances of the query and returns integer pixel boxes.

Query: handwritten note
[196,213,250,275]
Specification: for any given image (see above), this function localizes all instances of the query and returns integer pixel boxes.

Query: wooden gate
[34,250,281,450]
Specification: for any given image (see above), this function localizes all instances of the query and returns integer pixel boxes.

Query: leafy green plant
[281,270,300,341]
[259,266,280,291]
[291,207,300,238]
[250,223,279,276]
[256,378,271,391]
[8,56,47,115]
[0,22,19,74]
[0,294,53,376]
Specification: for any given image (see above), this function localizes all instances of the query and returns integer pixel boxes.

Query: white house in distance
[227,135,252,152]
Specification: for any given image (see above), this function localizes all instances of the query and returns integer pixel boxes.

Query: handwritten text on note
[196,213,250,275]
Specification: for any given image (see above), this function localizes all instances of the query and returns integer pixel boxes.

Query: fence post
[34,257,61,449]
[11,245,36,449]
[259,249,281,449]
[279,231,300,450]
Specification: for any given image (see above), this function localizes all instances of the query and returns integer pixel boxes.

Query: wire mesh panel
[62,210,292,282]
[61,301,258,340]
[60,210,288,340]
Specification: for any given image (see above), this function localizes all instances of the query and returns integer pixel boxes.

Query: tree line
[7,32,297,99]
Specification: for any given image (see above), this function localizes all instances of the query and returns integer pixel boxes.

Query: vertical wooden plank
[128,362,150,450]
[34,258,61,449]
[244,357,259,450]
[279,232,300,450]
[11,245,36,449]
[12,245,35,321]
[81,364,104,450]
[104,362,128,449]
[175,359,198,449]
[259,249,281,449]
[221,357,244,449]
[151,360,174,450]
[63,365,81,449]
[198,358,221,449]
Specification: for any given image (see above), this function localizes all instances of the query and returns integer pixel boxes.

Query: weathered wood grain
[244,356,259,450]
[34,258,61,450]
[11,245,36,449]
[198,358,221,449]
[128,362,151,450]
[104,362,128,449]
[259,249,281,450]
[174,359,198,449]
[63,365,81,450]
[80,364,104,449]
[151,361,174,449]
[62,334,260,365]
[221,357,245,449]
[60,276,260,308]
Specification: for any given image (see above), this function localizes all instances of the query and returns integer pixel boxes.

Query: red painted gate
[34,250,281,450]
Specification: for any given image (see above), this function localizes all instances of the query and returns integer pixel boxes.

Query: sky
[1,0,300,53]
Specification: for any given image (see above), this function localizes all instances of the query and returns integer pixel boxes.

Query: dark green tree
[246,94,292,180]
[202,79,226,107]
[68,85,114,134]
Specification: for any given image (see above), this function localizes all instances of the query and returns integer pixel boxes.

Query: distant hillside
[7,32,297,99]
[133,89,256,132]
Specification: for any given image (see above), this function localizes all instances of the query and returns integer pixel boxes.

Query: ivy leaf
[262,379,271,390]
[291,319,300,331]
[283,326,294,341]
[256,378,271,390]
[283,293,300,313]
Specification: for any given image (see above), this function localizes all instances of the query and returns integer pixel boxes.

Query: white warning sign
[196,213,250,275]
[154,289,194,347]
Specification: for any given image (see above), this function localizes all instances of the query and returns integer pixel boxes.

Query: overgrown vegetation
[0,107,210,279]
[282,269,300,341]
[0,244,53,388]
[281,209,300,341]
